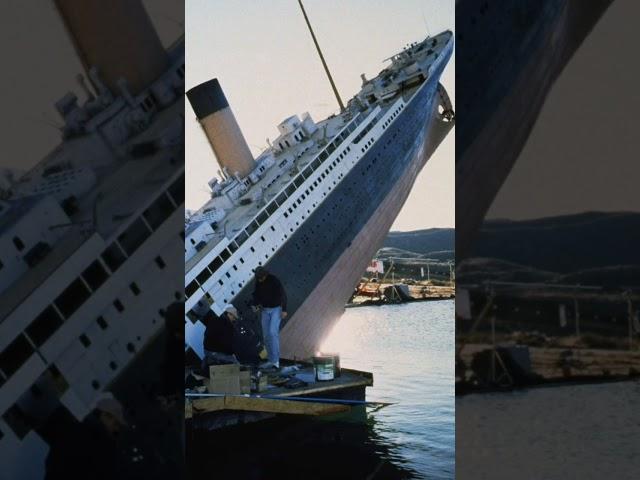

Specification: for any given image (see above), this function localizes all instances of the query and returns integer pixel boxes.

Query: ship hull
[231,65,453,359]
[280,100,452,359]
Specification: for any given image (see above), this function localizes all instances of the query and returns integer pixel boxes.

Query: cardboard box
[239,371,251,394]
[208,375,240,394]
[209,364,240,378]
[207,364,250,394]
[208,364,242,394]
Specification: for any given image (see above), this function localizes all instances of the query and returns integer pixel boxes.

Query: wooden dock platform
[186,395,350,419]
[186,365,373,429]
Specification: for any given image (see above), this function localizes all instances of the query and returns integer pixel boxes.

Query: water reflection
[457,381,640,479]
[187,412,416,479]
[323,301,455,479]
[187,301,454,479]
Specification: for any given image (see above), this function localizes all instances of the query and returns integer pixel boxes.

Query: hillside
[461,211,640,287]
[383,228,454,260]
[371,229,454,281]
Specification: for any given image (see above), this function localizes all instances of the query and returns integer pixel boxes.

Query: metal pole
[298,0,345,111]
[491,315,496,383]
[392,269,396,301]
[628,295,634,351]
[573,297,580,339]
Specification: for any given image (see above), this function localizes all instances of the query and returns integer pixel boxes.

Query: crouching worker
[203,304,266,366]
[203,304,240,365]
[251,267,287,370]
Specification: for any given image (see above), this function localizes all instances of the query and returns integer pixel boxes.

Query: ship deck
[0,99,185,324]
[185,84,421,274]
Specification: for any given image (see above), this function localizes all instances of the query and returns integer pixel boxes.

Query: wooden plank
[191,396,225,415]
[186,367,373,419]
[188,395,349,417]
[225,396,349,416]
[277,378,371,397]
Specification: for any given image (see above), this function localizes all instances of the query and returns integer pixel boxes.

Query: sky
[186,0,455,231]
[4,1,636,230]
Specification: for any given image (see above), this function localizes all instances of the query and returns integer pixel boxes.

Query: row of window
[353,108,388,145]
[1,364,69,440]
[358,105,404,155]
[360,138,374,154]
[353,120,376,144]
[283,146,350,220]
[382,104,404,130]
[356,105,406,154]
[0,174,183,384]
[0,262,173,440]
[185,112,372,301]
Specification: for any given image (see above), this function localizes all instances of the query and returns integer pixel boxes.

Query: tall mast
[297,0,345,112]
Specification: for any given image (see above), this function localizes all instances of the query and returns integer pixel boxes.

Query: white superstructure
[0,32,185,480]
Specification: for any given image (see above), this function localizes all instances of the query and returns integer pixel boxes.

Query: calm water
[322,300,455,479]
[188,300,454,479]
[457,381,640,479]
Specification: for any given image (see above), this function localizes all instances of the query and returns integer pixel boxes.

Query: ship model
[0,1,184,476]
[185,3,454,359]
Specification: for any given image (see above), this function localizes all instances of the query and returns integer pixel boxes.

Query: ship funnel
[54,0,168,95]
[186,79,256,178]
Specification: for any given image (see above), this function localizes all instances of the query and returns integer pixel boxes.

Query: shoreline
[456,343,640,395]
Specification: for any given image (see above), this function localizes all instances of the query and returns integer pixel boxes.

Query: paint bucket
[323,353,341,377]
[313,356,335,381]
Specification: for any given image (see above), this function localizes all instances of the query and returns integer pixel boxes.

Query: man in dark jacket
[203,304,265,365]
[203,304,240,364]
[251,267,287,369]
